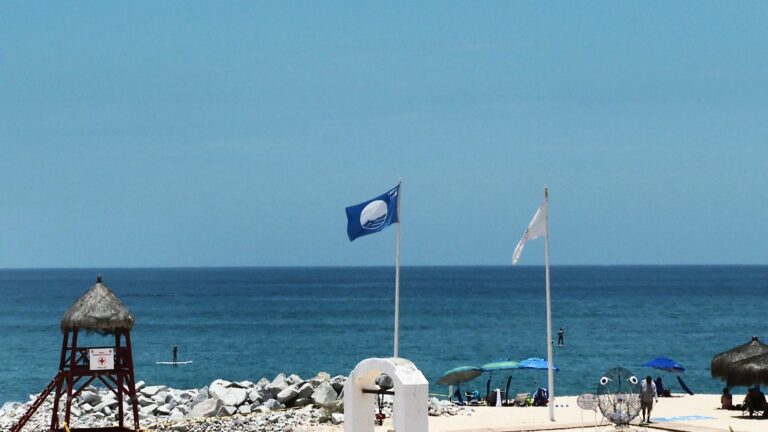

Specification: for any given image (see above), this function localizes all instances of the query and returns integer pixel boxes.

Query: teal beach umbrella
[437,366,483,385]
[436,366,482,403]
[481,360,521,404]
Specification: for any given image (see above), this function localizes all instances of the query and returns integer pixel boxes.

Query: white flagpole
[544,187,555,422]
[394,178,402,358]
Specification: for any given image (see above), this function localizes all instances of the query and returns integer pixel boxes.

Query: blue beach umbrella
[641,357,685,373]
[518,358,559,395]
[642,357,693,395]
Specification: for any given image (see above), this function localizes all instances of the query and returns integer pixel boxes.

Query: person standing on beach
[557,327,564,346]
[640,376,658,423]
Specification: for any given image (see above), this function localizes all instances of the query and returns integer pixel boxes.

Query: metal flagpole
[544,187,555,421]
[394,178,402,358]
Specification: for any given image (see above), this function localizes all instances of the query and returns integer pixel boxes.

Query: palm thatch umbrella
[60,275,134,335]
[725,352,768,388]
[711,336,768,383]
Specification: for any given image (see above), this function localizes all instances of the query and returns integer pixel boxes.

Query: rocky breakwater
[0,372,347,431]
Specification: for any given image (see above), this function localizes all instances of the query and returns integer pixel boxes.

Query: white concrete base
[344,357,429,432]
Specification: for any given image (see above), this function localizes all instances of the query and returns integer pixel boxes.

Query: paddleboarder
[172,345,178,365]
[557,327,564,346]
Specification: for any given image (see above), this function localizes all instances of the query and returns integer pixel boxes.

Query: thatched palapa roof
[727,352,768,387]
[711,336,768,382]
[60,275,134,334]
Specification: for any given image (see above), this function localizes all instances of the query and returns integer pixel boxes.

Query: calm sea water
[1,266,766,405]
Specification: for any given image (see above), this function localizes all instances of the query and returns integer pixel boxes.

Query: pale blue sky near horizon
[1,1,767,268]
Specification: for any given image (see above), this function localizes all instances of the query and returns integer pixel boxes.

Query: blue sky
[1,1,767,267]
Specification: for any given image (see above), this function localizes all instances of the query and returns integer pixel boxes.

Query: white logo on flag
[360,200,388,230]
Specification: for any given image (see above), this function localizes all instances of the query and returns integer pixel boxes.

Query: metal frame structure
[11,327,139,432]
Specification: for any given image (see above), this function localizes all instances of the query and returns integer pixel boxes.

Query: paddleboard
[156,361,193,365]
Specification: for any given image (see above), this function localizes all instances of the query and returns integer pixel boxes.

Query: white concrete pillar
[344,357,428,432]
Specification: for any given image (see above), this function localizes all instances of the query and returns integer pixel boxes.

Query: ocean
[0,266,765,405]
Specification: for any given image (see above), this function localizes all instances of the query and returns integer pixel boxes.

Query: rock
[276,384,299,404]
[135,381,146,392]
[266,373,288,396]
[293,398,313,407]
[217,405,237,416]
[1,402,22,412]
[310,372,330,387]
[152,392,169,404]
[92,399,118,412]
[208,379,231,394]
[330,376,346,394]
[178,390,195,400]
[237,405,251,415]
[255,405,271,413]
[79,390,100,404]
[237,380,255,388]
[138,396,155,407]
[211,387,247,407]
[208,379,249,406]
[286,374,303,385]
[296,382,314,399]
[190,387,209,406]
[326,400,344,413]
[263,399,281,410]
[169,407,185,420]
[140,385,164,397]
[311,382,338,406]
[331,413,344,425]
[248,388,263,403]
[139,403,158,416]
[186,397,222,418]
[156,404,173,415]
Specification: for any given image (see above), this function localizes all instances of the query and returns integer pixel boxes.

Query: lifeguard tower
[11,275,140,432]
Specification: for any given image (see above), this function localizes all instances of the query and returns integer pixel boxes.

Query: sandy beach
[336,394,766,432]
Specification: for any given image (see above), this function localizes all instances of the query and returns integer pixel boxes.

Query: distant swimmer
[173,345,178,365]
[557,327,565,346]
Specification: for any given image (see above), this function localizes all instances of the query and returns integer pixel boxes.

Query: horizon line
[0,263,766,271]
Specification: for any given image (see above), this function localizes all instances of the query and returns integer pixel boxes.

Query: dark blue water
[1,266,766,404]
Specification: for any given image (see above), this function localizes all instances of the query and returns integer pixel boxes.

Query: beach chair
[742,398,768,417]
[466,390,482,405]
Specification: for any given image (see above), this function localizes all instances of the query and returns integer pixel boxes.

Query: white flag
[512,198,547,264]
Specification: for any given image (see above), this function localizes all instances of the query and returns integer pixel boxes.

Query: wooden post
[115,330,125,429]
[50,329,69,430]
[64,328,78,426]
[125,330,139,431]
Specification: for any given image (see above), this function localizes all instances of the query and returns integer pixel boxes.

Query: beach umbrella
[519,357,560,371]
[724,352,768,387]
[711,336,768,382]
[436,366,482,404]
[641,357,685,373]
[481,360,521,404]
[481,360,521,372]
[436,366,482,386]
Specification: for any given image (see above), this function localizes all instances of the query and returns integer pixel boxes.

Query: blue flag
[345,185,400,241]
